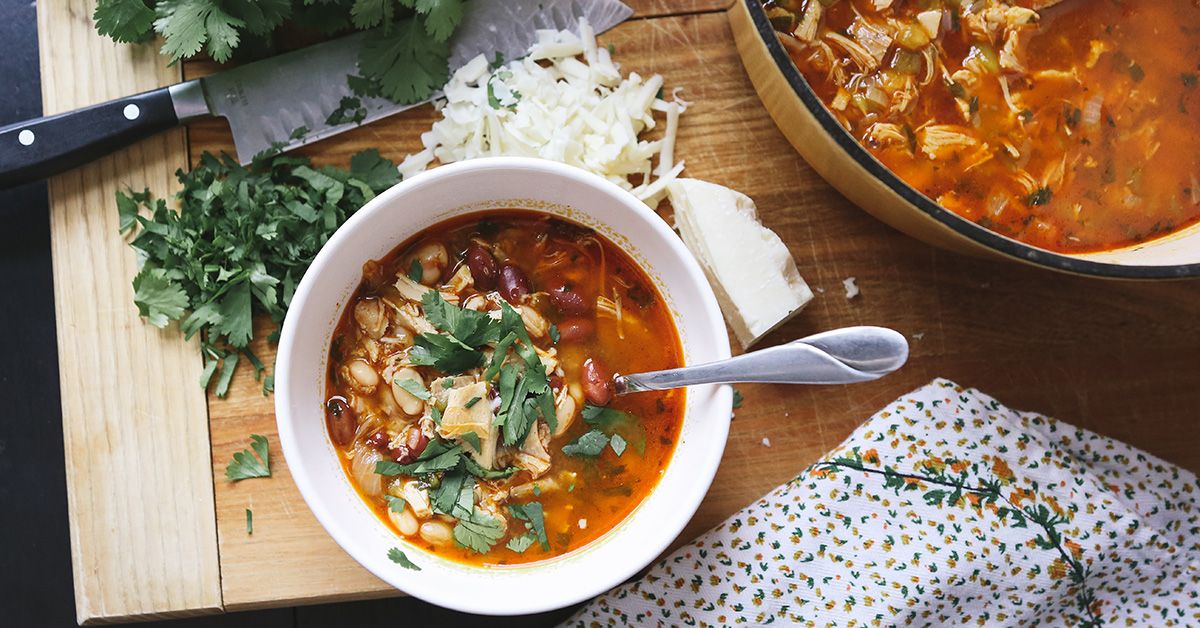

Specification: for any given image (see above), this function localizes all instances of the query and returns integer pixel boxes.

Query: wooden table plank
[628,0,732,17]
[37,1,221,624]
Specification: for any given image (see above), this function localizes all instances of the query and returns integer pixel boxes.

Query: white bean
[390,367,426,416]
[389,508,418,536]
[411,242,448,286]
[348,359,379,392]
[419,520,454,546]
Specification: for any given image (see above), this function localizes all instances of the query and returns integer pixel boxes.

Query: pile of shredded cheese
[398,19,688,206]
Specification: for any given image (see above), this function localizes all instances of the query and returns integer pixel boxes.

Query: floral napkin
[566,378,1200,626]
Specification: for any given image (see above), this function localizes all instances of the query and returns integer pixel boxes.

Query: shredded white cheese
[843,277,860,299]
[398,19,688,206]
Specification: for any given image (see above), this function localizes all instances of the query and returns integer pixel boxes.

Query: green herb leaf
[245,508,253,535]
[505,534,536,553]
[226,434,271,481]
[388,547,422,570]
[460,431,482,452]
[385,495,407,513]
[408,259,424,283]
[610,433,627,456]
[132,267,190,328]
[1026,187,1053,206]
[430,470,468,514]
[582,405,647,455]
[394,377,432,401]
[561,429,610,457]
[548,324,560,344]
[376,441,462,476]
[326,96,368,126]
[464,396,482,409]
[358,17,450,104]
[453,510,506,554]
[410,333,483,373]
[508,501,549,550]
[403,0,465,41]
[732,388,744,409]
[461,456,517,480]
[94,0,156,43]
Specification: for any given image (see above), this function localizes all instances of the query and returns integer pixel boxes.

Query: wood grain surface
[37,1,222,624]
[46,0,1200,619]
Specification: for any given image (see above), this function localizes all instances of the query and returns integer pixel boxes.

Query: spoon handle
[614,326,909,394]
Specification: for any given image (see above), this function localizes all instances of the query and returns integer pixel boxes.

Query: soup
[767,0,1200,253]
[324,211,685,565]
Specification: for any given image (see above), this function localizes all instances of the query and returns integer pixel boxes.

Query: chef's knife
[0,0,632,189]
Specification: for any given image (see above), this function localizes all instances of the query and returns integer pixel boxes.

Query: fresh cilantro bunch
[93,0,466,103]
[118,146,400,396]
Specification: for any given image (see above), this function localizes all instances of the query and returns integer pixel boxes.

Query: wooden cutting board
[42,0,1200,623]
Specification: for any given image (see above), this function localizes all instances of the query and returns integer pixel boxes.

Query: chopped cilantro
[376,441,463,475]
[732,388,744,409]
[532,484,542,496]
[582,405,647,455]
[325,96,367,126]
[388,547,422,571]
[1026,187,1053,206]
[119,148,399,396]
[508,502,549,550]
[548,324,561,344]
[462,456,517,480]
[385,495,407,513]
[226,434,271,481]
[453,510,506,553]
[245,508,253,535]
[394,377,432,401]
[505,534,536,553]
[464,395,482,409]
[408,259,424,283]
[1128,62,1145,83]
[460,431,482,451]
[561,429,610,457]
[610,433,627,456]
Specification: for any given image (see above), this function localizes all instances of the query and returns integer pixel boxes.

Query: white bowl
[275,157,732,615]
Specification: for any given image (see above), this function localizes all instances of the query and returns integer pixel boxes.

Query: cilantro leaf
[350,149,402,190]
[325,96,368,126]
[407,259,423,283]
[351,0,394,30]
[358,17,449,104]
[385,495,407,513]
[561,429,610,457]
[394,377,432,401]
[461,456,517,480]
[388,547,422,570]
[453,510,505,554]
[548,324,560,344]
[245,508,253,535]
[505,534,535,553]
[583,405,647,455]
[410,333,483,373]
[422,291,502,347]
[403,0,464,41]
[376,442,462,475]
[460,431,482,452]
[132,267,190,328]
[508,501,549,550]
[226,434,271,481]
[430,470,468,514]
[94,0,156,44]
[732,388,744,409]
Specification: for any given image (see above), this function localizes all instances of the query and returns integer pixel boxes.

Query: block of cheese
[667,179,813,348]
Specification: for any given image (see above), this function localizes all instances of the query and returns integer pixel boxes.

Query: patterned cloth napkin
[566,378,1200,627]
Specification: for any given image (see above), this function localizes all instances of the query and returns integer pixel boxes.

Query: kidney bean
[465,243,499,290]
[582,358,615,406]
[393,427,429,464]
[556,318,595,343]
[325,396,356,446]
[548,283,591,316]
[365,431,390,451]
[498,263,531,303]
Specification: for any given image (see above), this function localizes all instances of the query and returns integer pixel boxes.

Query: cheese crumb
[912,332,925,340]
[578,518,588,529]
[843,277,860,299]
[668,179,813,349]
[397,18,687,207]
[762,437,772,448]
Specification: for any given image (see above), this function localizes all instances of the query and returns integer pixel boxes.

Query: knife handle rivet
[123,104,141,121]
[17,129,34,146]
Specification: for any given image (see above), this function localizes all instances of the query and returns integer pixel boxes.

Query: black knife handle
[0,87,180,189]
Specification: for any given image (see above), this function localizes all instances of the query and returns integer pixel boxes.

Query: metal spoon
[614,326,909,395]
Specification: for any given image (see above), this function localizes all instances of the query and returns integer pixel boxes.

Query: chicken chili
[325,211,684,565]
[767,0,1200,253]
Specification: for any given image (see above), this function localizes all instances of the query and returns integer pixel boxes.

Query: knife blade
[0,0,632,188]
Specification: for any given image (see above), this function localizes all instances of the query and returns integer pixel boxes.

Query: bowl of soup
[731,0,1200,278]
[275,157,731,614]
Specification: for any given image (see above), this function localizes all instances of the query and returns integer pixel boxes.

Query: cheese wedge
[667,179,813,348]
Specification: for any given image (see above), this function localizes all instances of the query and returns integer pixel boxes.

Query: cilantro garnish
[460,431,482,452]
[407,259,424,283]
[394,377,432,401]
[119,148,400,396]
[548,324,561,344]
[561,429,610,457]
[245,508,253,535]
[376,441,463,476]
[453,510,506,554]
[582,405,647,455]
[226,434,271,481]
[609,433,627,456]
[93,0,467,105]
[732,388,744,409]
[388,547,422,571]
[505,534,536,553]
[508,502,549,550]
[325,96,368,126]
[464,396,482,409]
[385,495,407,513]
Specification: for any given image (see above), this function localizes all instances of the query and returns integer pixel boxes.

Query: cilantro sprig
[93,0,467,105]
[119,148,399,396]
[226,434,271,481]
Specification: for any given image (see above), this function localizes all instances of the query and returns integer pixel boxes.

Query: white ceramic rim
[276,157,732,615]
